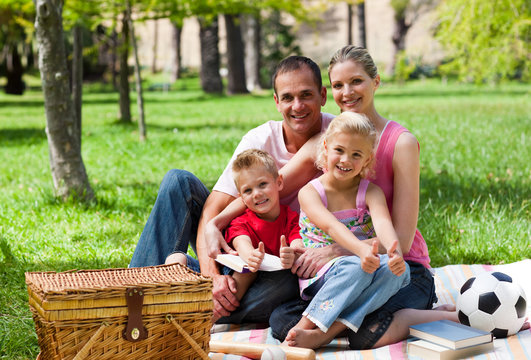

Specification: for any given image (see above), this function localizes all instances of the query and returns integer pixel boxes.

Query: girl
[284,111,410,349]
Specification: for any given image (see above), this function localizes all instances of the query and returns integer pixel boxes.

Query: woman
[271,46,458,349]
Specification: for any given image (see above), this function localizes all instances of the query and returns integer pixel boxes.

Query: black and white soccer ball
[456,271,527,338]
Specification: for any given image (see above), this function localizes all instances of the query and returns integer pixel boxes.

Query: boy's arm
[204,197,246,258]
[232,235,264,272]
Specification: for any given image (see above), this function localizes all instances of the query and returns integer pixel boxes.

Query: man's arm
[196,190,241,319]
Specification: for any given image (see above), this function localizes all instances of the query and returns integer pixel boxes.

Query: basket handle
[167,315,210,360]
[72,322,108,360]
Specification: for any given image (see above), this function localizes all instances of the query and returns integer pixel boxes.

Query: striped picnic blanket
[209,260,531,359]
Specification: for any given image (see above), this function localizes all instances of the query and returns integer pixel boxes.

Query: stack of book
[408,320,493,360]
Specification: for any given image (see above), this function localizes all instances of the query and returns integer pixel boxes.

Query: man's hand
[387,240,406,276]
[291,246,335,279]
[247,242,265,272]
[212,274,239,321]
[279,235,295,269]
[359,240,380,274]
[204,220,238,258]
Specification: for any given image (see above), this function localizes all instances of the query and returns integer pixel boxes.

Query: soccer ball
[456,271,527,338]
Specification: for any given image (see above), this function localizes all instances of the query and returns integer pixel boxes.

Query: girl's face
[329,60,380,115]
[325,131,373,182]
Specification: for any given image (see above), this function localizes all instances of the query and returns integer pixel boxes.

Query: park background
[1,0,530,359]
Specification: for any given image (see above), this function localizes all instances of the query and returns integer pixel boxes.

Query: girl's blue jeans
[302,255,410,333]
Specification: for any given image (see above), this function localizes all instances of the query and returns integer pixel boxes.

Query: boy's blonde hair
[232,149,279,188]
[316,112,377,179]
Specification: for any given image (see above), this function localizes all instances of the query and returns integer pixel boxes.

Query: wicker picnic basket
[25,263,213,360]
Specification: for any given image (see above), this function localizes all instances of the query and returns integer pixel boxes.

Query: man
[130,56,335,323]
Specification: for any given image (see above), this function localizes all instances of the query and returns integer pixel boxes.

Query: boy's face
[236,165,283,221]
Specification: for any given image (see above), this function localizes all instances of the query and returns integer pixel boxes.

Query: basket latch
[123,287,148,342]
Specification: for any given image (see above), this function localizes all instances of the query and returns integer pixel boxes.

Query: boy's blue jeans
[302,255,410,333]
[129,169,299,323]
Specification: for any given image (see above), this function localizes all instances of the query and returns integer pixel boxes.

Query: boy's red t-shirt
[224,205,301,257]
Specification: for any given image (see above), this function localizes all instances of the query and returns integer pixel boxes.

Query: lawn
[0,77,530,359]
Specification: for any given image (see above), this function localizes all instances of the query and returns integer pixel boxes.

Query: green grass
[1,77,530,359]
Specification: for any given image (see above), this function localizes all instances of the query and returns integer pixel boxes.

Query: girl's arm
[298,183,380,273]
[278,133,321,197]
[391,132,421,253]
[365,183,407,276]
[204,197,246,257]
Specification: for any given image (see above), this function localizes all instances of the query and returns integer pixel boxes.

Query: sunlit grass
[0,78,529,359]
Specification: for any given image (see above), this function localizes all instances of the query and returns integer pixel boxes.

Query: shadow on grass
[0,128,46,147]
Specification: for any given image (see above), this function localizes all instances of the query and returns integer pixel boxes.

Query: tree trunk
[5,44,25,95]
[357,1,367,48]
[198,17,223,94]
[151,19,158,74]
[72,24,83,144]
[170,21,183,82]
[111,28,118,90]
[388,16,410,76]
[224,14,248,95]
[119,10,132,123]
[127,2,146,141]
[347,4,353,45]
[34,0,93,201]
[241,13,261,92]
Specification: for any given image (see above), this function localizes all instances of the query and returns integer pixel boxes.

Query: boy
[169,149,301,319]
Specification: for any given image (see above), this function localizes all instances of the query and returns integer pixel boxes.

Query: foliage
[435,0,531,83]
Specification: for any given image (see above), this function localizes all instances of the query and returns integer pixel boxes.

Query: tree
[435,0,530,83]
[387,0,435,77]
[118,10,132,123]
[224,14,248,94]
[198,16,223,94]
[170,20,183,82]
[34,0,93,201]
[241,13,261,91]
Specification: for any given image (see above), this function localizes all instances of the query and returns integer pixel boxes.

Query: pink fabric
[370,121,430,268]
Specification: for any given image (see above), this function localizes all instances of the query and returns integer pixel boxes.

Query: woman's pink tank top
[369,121,431,268]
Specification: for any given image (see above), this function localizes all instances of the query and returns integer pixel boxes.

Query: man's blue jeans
[129,169,300,323]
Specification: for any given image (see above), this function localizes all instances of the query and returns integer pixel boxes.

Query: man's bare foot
[433,304,456,311]
[165,252,187,265]
[284,328,328,349]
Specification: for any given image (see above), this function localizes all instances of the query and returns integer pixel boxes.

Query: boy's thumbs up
[280,235,288,248]
[257,241,265,254]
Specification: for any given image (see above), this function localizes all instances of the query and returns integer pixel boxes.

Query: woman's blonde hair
[316,112,377,179]
[328,45,378,80]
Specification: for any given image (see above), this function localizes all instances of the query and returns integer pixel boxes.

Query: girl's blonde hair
[316,112,377,179]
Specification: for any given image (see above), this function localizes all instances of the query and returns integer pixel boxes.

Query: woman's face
[329,60,380,115]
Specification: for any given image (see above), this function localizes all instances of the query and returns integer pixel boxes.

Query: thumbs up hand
[387,240,406,276]
[360,240,380,274]
[279,235,295,269]
[247,242,265,272]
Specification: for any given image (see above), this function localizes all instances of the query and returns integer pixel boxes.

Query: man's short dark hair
[272,56,322,95]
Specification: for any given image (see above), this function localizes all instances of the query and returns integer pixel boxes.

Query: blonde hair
[328,45,378,80]
[232,149,279,188]
[316,112,377,178]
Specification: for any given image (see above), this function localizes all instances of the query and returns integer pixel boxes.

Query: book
[215,253,284,273]
[408,339,493,360]
[409,320,492,350]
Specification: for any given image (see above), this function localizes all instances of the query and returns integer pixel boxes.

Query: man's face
[273,67,327,140]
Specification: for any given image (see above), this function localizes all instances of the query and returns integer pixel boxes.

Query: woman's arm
[391,132,421,253]
[278,133,321,197]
